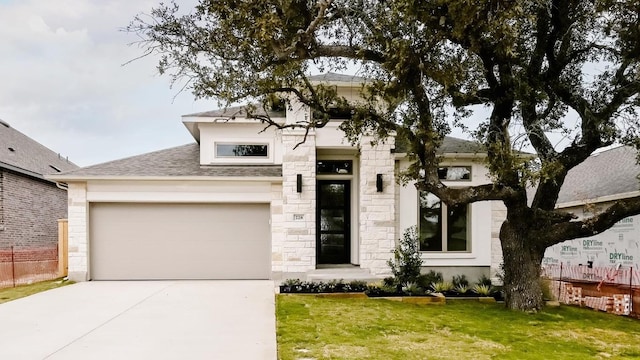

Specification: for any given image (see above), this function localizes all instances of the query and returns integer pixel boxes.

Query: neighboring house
[0,119,78,250]
[543,146,640,271]
[49,74,504,282]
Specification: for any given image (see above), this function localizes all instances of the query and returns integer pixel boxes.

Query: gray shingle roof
[394,135,486,154]
[53,143,282,178]
[183,104,285,118]
[0,120,78,179]
[557,146,640,204]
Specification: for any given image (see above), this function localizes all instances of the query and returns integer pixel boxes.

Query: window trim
[417,191,471,253]
[437,166,472,181]
[212,140,274,164]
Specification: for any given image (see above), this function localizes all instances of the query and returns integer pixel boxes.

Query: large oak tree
[129,0,640,311]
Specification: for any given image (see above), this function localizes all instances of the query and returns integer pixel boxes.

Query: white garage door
[89,203,271,280]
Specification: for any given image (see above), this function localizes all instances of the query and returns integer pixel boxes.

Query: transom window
[317,160,353,175]
[438,166,471,181]
[215,143,268,158]
[419,192,469,252]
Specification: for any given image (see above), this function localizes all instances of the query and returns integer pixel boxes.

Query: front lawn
[277,295,640,359]
[0,278,73,304]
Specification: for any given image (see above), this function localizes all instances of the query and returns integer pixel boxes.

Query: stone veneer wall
[491,201,507,283]
[280,130,317,273]
[270,183,284,273]
[359,136,395,275]
[67,182,88,281]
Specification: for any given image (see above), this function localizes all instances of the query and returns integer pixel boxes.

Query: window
[317,160,353,175]
[419,192,468,252]
[215,143,268,158]
[438,166,471,181]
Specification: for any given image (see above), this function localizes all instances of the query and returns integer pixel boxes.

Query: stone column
[67,182,88,281]
[281,130,316,273]
[359,136,396,276]
[279,98,316,274]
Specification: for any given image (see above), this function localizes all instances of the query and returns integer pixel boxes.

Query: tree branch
[545,196,640,246]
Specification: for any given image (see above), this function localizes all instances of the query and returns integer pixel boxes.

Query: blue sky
[0,0,213,166]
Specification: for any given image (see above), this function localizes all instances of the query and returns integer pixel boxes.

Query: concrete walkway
[0,281,277,360]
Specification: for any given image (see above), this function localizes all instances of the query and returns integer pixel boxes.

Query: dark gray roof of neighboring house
[557,146,640,204]
[394,135,486,154]
[183,104,285,118]
[0,120,78,179]
[54,143,282,178]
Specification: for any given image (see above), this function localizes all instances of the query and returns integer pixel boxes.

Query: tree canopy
[129,0,640,310]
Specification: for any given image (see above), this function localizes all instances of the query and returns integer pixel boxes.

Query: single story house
[49,74,506,282]
[0,119,77,252]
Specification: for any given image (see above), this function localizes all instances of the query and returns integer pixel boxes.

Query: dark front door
[317,180,351,264]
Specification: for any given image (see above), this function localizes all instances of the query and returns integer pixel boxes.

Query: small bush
[454,284,469,294]
[382,277,396,287]
[452,274,469,288]
[279,279,368,293]
[472,284,493,296]
[431,281,454,293]
[476,274,492,287]
[403,282,426,296]
[387,227,423,287]
[417,270,443,289]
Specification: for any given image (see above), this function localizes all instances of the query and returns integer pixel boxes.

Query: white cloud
[0,0,211,166]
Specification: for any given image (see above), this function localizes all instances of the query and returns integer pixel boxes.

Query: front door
[317,180,351,264]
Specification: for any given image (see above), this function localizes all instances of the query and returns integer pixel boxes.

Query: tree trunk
[500,218,545,311]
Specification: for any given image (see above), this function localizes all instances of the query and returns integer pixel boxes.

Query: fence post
[558,262,563,300]
[10,245,15,288]
[631,266,634,314]
[58,219,68,277]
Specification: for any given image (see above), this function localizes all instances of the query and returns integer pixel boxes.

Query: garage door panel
[90,203,270,280]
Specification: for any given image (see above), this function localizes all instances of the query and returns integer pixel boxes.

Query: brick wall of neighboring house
[0,170,4,232]
[0,169,68,248]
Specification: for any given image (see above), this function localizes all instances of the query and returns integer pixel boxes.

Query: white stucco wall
[397,159,495,267]
[198,122,283,165]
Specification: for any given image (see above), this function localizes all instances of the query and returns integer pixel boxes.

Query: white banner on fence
[543,215,640,269]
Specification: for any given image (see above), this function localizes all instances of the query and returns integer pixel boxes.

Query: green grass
[277,295,640,359]
[0,278,73,304]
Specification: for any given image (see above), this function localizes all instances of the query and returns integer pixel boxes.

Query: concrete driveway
[0,281,277,360]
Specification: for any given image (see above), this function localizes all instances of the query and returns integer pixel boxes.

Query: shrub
[431,281,454,293]
[477,274,492,287]
[472,284,493,296]
[279,279,368,293]
[454,284,469,295]
[417,270,443,290]
[387,226,423,287]
[403,282,426,296]
[452,274,469,288]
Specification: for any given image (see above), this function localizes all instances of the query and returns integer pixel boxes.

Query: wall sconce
[296,174,302,193]
[376,174,383,192]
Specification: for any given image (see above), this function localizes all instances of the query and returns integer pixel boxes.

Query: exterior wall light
[296,174,302,193]
[376,174,383,192]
